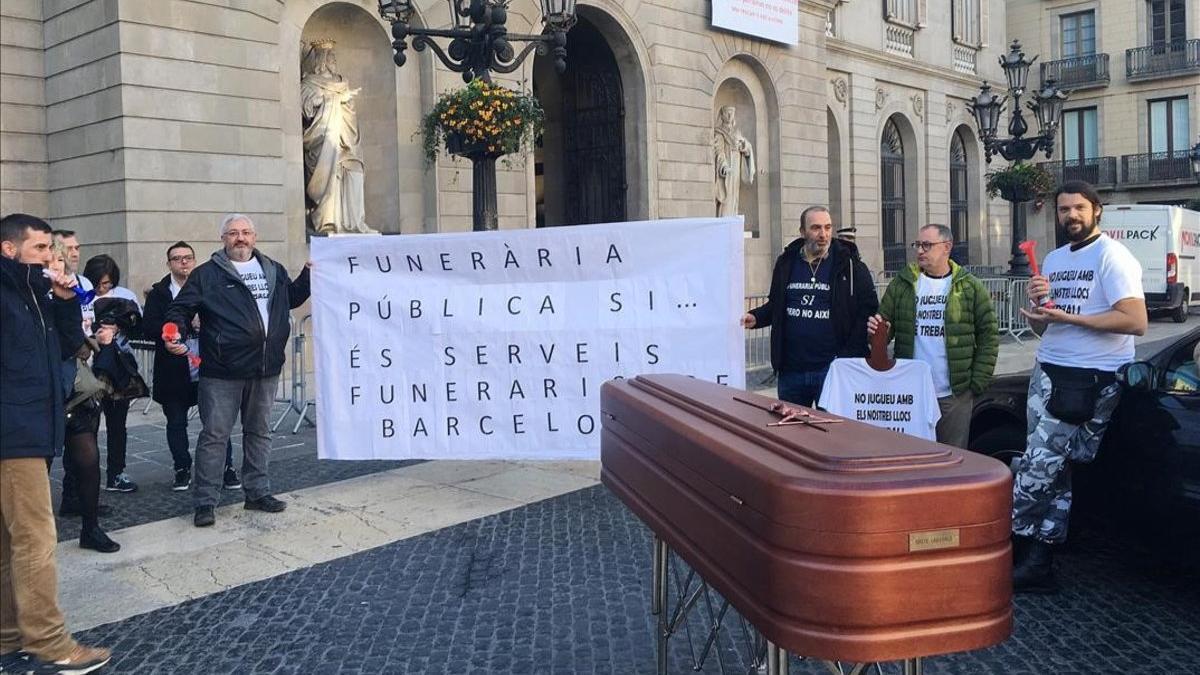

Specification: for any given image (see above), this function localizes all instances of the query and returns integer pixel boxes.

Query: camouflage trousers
[1011,362,1122,544]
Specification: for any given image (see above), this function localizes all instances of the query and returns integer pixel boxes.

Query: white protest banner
[712,0,799,46]
[311,217,745,460]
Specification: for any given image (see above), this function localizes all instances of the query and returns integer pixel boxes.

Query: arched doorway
[880,117,907,271]
[949,129,970,265]
[534,16,626,227]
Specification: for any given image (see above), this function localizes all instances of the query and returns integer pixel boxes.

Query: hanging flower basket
[421,79,544,163]
[985,161,1057,204]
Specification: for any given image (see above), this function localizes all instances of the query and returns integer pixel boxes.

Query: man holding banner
[742,206,878,406]
[164,214,311,528]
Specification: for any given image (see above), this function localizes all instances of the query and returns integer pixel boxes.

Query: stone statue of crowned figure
[300,39,377,235]
[713,105,755,218]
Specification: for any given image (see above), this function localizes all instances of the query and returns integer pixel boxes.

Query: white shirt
[169,276,184,299]
[102,285,142,313]
[913,273,953,397]
[232,257,271,330]
[1036,234,1143,372]
[818,358,941,441]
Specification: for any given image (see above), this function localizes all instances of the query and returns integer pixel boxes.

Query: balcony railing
[1040,157,1118,189]
[885,24,914,57]
[1126,39,1200,80]
[1040,53,1110,89]
[952,44,977,74]
[1121,151,1195,185]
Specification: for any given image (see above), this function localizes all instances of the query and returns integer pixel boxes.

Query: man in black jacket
[742,206,878,406]
[164,215,311,527]
[142,241,237,492]
[0,213,111,673]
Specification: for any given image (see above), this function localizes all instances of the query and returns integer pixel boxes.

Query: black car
[969,327,1200,530]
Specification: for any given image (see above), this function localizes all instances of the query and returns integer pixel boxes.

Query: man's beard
[1061,217,1099,243]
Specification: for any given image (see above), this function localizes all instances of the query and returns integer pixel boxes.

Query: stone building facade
[1007,0,1199,247]
[1,0,1014,298]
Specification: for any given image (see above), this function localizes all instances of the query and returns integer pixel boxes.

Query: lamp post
[1190,136,1200,178]
[969,40,1068,275]
[378,0,577,231]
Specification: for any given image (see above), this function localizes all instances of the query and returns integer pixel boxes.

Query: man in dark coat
[141,241,236,492]
[164,215,311,527]
[0,213,111,673]
[742,205,878,406]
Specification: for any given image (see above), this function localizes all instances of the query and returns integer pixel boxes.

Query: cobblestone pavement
[79,486,1199,675]
[51,404,418,542]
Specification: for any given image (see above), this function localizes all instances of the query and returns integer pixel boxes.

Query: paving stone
[76,486,1199,674]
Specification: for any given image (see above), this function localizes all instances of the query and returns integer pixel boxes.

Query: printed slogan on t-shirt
[310,218,745,460]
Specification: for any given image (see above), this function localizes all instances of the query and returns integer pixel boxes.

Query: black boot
[1013,539,1057,594]
[1011,534,1032,568]
[79,525,120,553]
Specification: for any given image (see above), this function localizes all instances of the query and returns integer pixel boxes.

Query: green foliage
[420,79,544,163]
[985,161,1057,203]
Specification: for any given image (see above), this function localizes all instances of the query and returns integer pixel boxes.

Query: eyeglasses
[910,240,951,252]
[168,254,195,263]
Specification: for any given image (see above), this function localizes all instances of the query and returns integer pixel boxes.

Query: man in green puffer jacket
[868,224,998,448]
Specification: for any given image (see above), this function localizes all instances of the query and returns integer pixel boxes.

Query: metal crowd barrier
[273,314,315,434]
[743,295,770,371]
[128,339,156,412]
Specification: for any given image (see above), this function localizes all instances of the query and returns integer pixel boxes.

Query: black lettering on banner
[410,300,422,318]
[446,381,457,402]
[480,416,494,435]
[606,244,623,264]
[854,392,866,404]
[510,380,525,399]
[477,381,490,401]
[376,256,392,273]
[578,414,596,434]
[442,298,453,318]
[539,344,555,364]
[380,385,395,404]
[716,374,729,385]
[537,248,551,267]
[412,383,427,402]
[476,345,488,365]
[546,411,559,432]
[576,342,588,363]
[471,251,485,270]
[543,378,557,398]
[540,295,555,314]
[504,249,520,269]
[412,418,428,437]
[513,414,525,434]
[377,296,391,320]
[508,344,521,364]
[349,301,360,321]
[508,296,521,315]
[382,419,394,438]
[443,346,456,366]
[380,348,393,368]
[609,292,622,312]
[440,252,452,271]
[349,346,361,369]
[406,254,423,272]
[350,386,361,405]
[348,256,360,274]
[447,417,459,436]
[646,344,660,365]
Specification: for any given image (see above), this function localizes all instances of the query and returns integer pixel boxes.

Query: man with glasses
[164,217,311,527]
[868,224,998,448]
[743,206,878,406]
[142,242,239,492]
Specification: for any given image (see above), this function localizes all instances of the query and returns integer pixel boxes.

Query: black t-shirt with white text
[781,254,836,372]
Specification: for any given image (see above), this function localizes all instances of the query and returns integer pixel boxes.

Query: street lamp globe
[377,0,414,24]
[999,40,1034,95]
[541,0,578,29]
[1030,78,1067,138]
[1191,138,1200,177]
[968,82,1005,140]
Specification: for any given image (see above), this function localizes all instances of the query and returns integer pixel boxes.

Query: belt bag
[1041,363,1116,425]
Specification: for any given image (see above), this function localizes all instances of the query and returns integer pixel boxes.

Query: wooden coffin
[600,374,1013,663]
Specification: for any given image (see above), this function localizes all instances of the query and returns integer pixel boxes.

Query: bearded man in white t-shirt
[164,214,311,528]
[1011,180,1146,594]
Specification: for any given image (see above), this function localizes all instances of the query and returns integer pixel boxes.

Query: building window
[884,0,918,27]
[1062,107,1100,162]
[952,0,982,47]
[1148,0,1186,46]
[1149,96,1190,155]
[1060,11,1096,58]
[949,131,969,265]
[881,119,907,272]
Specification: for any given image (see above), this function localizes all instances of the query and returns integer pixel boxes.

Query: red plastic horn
[162,322,180,343]
[1018,240,1055,308]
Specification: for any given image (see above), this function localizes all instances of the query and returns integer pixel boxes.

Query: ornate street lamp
[969,40,1069,275]
[378,0,577,230]
[1190,137,1200,178]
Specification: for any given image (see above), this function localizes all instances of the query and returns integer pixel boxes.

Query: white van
[1101,205,1200,323]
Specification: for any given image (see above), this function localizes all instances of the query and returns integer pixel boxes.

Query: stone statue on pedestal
[713,105,755,218]
[301,40,376,235]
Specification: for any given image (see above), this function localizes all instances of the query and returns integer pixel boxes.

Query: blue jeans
[777,368,829,408]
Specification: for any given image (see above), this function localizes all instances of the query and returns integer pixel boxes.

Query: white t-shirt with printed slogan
[232,257,271,330]
[1037,234,1143,372]
[818,358,941,441]
[913,273,953,397]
